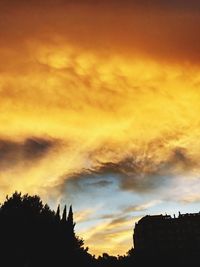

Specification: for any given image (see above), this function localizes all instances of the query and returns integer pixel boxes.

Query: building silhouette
[133,211,200,253]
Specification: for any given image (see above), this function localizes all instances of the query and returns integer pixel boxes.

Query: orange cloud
[1,1,200,63]
[1,0,200,256]
[0,44,200,198]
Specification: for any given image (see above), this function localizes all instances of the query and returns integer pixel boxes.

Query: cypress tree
[67,205,75,232]
[62,205,67,222]
[56,204,60,221]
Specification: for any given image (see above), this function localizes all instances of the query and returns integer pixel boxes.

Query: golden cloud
[0,42,200,197]
[1,0,200,256]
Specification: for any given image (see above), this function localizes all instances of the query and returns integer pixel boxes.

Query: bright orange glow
[1,0,200,256]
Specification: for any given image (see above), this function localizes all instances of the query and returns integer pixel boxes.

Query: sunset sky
[1,0,200,256]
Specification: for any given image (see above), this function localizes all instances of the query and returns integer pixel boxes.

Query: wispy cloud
[123,200,162,213]
[80,215,140,256]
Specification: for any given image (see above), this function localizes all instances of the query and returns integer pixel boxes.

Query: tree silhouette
[62,204,67,222]
[68,205,75,229]
[0,191,198,267]
[0,192,93,267]
[56,204,60,221]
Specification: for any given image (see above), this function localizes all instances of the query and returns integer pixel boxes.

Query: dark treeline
[0,192,94,267]
[0,192,199,267]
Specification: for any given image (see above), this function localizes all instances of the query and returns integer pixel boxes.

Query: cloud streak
[0,137,56,169]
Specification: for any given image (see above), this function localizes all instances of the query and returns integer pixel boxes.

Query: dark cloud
[171,148,193,168]
[92,146,196,193]
[58,170,114,197]
[83,158,169,193]
[87,180,113,187]
[23,138,55,159]
[0,137,57,169]
[57,144,196,197]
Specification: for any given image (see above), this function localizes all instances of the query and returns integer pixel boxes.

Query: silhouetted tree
[0,192,93,267]
[3,191,197,267]
[68,205,75,227]
[56,204,60,221]
[62,204,67,222]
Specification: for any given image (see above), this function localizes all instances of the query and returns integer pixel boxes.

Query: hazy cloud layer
[1,0,200,63]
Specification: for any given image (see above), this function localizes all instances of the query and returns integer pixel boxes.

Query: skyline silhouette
[0,191,199,267]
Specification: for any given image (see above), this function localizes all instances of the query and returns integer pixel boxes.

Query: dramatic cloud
[1,0,200,256]
[59,144,197,195]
